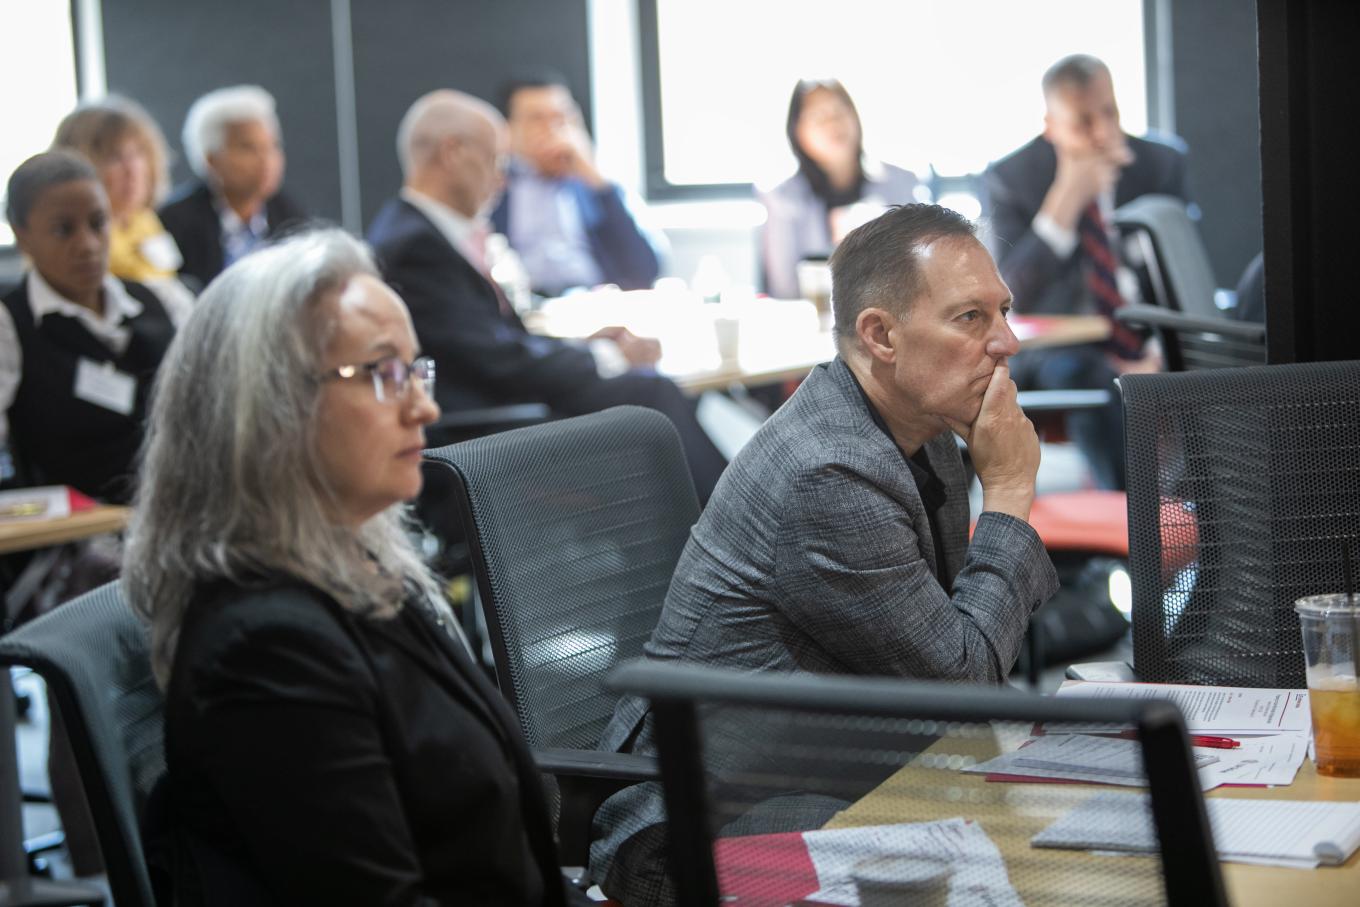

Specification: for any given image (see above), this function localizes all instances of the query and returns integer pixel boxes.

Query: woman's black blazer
[162,577,568,906]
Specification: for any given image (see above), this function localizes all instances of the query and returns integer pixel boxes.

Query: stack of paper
[965,730,1309,791]
[1053,680,1312,737]
[1033,791,1360,869]
[963,734,1223,789]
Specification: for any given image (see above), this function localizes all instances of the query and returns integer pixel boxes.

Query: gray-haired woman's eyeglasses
[317,356,435,403]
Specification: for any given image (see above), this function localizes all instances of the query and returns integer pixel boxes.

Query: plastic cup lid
[1294,593,1360,617]
[852,855,952,889]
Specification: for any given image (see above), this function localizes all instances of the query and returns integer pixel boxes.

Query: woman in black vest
[1,149,176,503]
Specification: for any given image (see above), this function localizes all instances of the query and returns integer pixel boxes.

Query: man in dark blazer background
[985,54,1190,489]
[158,85,306,289]
[366,89,725,501]
[590,204,1060,903]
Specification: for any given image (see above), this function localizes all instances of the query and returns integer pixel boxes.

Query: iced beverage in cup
[1295,594,1360,777]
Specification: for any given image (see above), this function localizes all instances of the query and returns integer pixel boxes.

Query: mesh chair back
[0,581,162,907]
[610,660,1224,907]
[422,405,700,751]
[1123,361,1360,686]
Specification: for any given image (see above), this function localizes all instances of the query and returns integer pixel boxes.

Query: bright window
[0,1,80,244]
[648,0,1146,194]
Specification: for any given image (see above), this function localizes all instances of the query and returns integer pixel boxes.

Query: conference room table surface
[823,733,1359,907]
[527,291,1111,394]
[0,505,130,556]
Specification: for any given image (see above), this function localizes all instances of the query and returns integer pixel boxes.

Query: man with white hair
[159,84,306,288]
[366,89,726,501]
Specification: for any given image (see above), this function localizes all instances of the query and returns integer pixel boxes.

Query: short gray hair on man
[395,88,503,177]
[1041,53,1110,97]
[829,203,977,350]
[181,84,281,180]
[5,149,99,228]
[123,227,444,687]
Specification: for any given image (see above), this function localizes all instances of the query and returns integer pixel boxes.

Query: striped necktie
[1079,201,1144,359]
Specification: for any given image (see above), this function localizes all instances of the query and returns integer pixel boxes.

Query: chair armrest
[1065,661,1137,682]
[533,747,660,782]
[1017,389,1113,412]
[1115,305,1267,341]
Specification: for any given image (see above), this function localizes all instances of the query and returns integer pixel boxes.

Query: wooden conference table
[0,505,130,557]
[528,290,1110,394]
[825,734,1359,907]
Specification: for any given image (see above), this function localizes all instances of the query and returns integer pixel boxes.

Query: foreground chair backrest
[422,405,694,863]
[1122,360,1360,686]
[609,659,1226,907]
[0,580,163,907]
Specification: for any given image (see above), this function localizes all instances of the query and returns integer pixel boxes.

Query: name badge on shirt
[139,232,183,271]
[74,358,136,415]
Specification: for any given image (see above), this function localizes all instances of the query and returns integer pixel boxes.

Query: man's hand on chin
[942,364,1040,522]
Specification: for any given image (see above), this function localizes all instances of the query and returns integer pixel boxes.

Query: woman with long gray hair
[125,228,577,905]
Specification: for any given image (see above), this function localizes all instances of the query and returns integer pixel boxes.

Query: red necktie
[1079,202,1144,359]
[466,224,513,317]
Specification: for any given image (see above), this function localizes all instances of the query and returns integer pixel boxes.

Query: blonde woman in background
[53,95,195,318]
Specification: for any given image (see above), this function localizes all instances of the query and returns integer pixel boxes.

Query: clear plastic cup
[1295,594,1360,777]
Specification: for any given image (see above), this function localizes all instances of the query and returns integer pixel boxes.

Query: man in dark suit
[366,89,725,501]
[158,85,306,289]
[590,204,1059,903]
[985,54,1190,489]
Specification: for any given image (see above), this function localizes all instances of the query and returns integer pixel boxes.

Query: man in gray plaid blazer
[591,204,1060,902]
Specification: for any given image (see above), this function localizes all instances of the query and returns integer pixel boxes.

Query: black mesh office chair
[1122,361,1360,687]
[421,406,689,864]
[0,581,163,907]
[1113,195,1266,371]
[608,659,1225,907]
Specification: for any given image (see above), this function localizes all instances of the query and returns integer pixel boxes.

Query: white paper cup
[852,854,952,907]
[713,316,741,365]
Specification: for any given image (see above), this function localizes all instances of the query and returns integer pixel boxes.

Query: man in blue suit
[491,72,665,296]
[366,90,724,500]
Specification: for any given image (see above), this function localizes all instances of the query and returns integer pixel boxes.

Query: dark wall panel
[100,0,342,221]
[350,0,591,229]
[1170,0,1262,287]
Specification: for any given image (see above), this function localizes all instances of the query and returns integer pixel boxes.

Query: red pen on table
[1112,730,1241,749]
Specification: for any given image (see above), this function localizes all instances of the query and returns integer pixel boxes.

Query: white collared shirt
[217,198,270,269]
[397,187,626,378]
[0,271,145,446]
[400,187,487,270]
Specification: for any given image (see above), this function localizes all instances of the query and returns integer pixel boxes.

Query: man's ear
[855,307,897,366]
[437,136,462,169]
[1041,111,1055,143]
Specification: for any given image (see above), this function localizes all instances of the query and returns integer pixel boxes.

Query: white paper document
[1033,791,1360,868]
[963,734,1226,790]
[1196,734,1309,788]
[1054,680,1312,736]
[0,485,71,521]
[803,818,1022,906]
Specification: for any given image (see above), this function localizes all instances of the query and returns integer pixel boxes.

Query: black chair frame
[609,659,1228,907]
